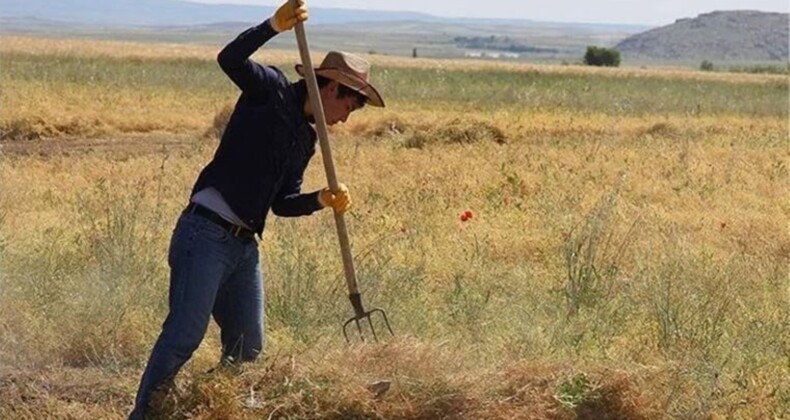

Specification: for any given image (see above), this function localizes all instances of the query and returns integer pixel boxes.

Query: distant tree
[584,46,621,67]
[413,48,418,58]
[700,60,714,71]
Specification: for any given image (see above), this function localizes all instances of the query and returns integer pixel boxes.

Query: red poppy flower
[460,210,474,222]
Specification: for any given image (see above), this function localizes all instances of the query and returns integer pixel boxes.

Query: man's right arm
[217,1,308,96]
[216,19,281,96]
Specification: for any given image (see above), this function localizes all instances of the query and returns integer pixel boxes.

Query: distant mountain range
[616,11,789,62]
[0,0,435,26]
[0,0,646,30]
[2,1,784,63]
[0,0,649,61]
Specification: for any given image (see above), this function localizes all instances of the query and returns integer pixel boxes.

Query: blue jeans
[130,212,262,419]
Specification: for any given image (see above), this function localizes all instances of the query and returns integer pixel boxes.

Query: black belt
[184,203,256,239]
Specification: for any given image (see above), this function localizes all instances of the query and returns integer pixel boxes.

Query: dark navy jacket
[191,19,322,234]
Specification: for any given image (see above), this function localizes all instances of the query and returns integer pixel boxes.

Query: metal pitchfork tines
[290,1,394,343]
[343,293,394,343]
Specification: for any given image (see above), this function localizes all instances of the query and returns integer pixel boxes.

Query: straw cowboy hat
[295,51,385,107]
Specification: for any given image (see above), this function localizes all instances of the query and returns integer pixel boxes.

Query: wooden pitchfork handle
[289,2,394,342]
[289,1,391,330]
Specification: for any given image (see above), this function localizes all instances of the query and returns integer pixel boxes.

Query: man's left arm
[271,167,323,217]
[272,167,352,217]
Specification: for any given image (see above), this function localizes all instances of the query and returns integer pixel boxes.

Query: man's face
[320,81,363,126]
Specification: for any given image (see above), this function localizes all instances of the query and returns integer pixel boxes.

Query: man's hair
[317,75,367,108]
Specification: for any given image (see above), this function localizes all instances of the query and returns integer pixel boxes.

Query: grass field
[0,35,788,419]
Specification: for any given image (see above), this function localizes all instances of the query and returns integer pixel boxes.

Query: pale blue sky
[189,0,789,25]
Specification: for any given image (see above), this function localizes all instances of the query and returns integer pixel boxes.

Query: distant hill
[0,0,436,26]
[0,0,649,61]
[0,0,648,31]
[616,11,789,62]
[0,0,646,33]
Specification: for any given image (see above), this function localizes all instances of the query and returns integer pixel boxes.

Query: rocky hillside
[616,10,788,62]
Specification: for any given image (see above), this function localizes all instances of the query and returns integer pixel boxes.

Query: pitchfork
[291,1,394,343]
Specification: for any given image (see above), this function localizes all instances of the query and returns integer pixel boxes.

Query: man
[129,0,384,417]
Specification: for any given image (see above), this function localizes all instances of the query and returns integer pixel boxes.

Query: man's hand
[318,183,352,214]
[271,0,308,33]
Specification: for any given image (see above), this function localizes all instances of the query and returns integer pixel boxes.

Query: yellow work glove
[270,0,308,33]
[318,183,352,214]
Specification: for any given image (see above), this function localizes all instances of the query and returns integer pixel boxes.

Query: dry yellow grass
[2,35,786,143]
[0,36,788,418]
[2,118,787,416]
